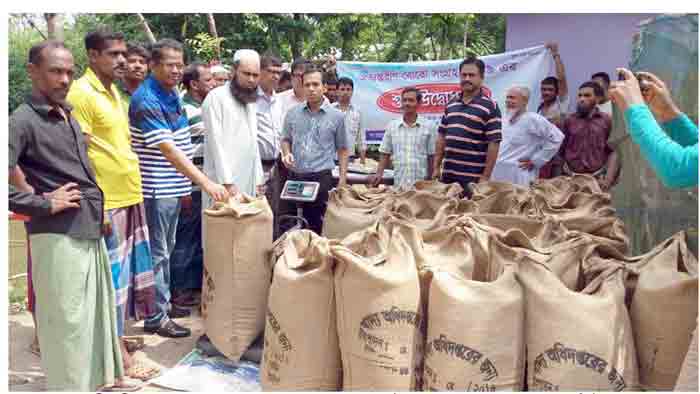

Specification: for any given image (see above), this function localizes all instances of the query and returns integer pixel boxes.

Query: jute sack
[419,218,486,281]
[389,190,460,233]
[467,190,536,216]
[469,180,530,200]
[626,232,698,390]
[335,184,394,208]
[532,190,617,219]
[674,324,698,391]
[464,214,570,251]
[333,219,425,390]
[532,174,603,196]
[423,266,525,391]
[517,259,640,391]
[552,216,630,254]
[413,180,464,197]
[261,230,341,390]
[202,195,273,362]
[322,188,393,240]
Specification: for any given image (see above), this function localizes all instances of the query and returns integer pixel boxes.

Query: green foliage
[185,32,227,63]
[8,14,94,113]
[7,13,506,113]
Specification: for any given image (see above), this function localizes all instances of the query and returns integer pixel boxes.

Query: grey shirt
[8,95,104,240]
[281,101,348,173]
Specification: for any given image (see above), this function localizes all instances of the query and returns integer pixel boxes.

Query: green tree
[8,13,506,113]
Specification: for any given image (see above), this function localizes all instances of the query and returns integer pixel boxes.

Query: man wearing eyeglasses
[256,52,285,238]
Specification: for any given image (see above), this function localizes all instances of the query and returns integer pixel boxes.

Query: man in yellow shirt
[67,28,159,382]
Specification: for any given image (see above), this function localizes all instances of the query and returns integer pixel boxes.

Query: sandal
[100,377,142,392]
[123,336,146,353]
[29,341,40,357]
[125,359,161,381]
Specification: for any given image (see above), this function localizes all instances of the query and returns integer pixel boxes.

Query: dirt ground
[8,308,206,392]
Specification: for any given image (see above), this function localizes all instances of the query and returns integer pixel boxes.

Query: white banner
[337,45,552,144]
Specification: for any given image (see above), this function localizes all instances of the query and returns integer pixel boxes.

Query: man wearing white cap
[210,64,230,88]
[201,49,265,210]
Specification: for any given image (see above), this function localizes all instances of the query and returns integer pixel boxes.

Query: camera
[618,71,650,92]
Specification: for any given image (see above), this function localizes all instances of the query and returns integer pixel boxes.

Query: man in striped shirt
[129,39,227,338]
[433,57,502,196]
[169,62,215,308]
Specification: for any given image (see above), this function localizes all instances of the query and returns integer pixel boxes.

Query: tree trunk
[463,18,469,58]
[44,13,63,41]
[289,13,304,59]
[136,13,156,44]
[206,13,221,60]
[429,34,438,60]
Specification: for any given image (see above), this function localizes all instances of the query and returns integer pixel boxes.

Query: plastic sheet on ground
[149,349,261,392]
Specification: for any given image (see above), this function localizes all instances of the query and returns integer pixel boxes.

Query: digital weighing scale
[278,180,322,233]
[280,180,321,203]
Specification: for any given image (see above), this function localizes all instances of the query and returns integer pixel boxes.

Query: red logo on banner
[377,83,492,114]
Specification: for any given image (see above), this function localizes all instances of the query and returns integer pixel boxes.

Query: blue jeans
[143,197,181,329]
[170,191,203,291]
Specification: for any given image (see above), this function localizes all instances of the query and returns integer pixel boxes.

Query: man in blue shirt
[279,65,348,235]
[129,38,228,338]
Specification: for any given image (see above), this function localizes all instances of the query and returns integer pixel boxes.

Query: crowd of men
[8,29,623,391]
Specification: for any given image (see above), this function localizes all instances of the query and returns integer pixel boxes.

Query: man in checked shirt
[371,86,437,189]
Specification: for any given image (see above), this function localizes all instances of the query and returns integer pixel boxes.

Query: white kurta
[491,111,564,186]
[201,83,264,209]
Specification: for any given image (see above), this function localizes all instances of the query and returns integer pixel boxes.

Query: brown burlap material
[518,259,640,391]
[577,231,698,391]
[261,230,342,390]
[333,218,425,391]
[674,325,698,392]
[423,266,525,391]
[469,180,530,200]
[623,232,697,390]
[531,174,604,196]
[202,195,273,362]
[413,180,464,197]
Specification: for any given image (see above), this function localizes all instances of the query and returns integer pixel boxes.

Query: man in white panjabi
[491,86,564,186]
[201,49,265,211]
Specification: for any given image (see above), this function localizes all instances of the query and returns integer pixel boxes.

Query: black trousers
[278,169,333,235]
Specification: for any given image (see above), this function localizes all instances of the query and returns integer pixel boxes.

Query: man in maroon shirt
[559,81,620,191]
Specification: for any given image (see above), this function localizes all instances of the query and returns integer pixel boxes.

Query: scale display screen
[281,181,321,202]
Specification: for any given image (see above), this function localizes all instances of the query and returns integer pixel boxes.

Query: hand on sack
[204,181,230,202]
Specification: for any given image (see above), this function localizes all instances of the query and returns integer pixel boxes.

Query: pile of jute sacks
[201,175,698,392]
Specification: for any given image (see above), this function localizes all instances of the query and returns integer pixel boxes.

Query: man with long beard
[201,49,265,208]
[491,86,564,186]
[559,81,620,191]
[432,57,502,197]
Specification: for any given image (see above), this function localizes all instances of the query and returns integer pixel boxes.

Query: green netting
[610,14,699,255]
